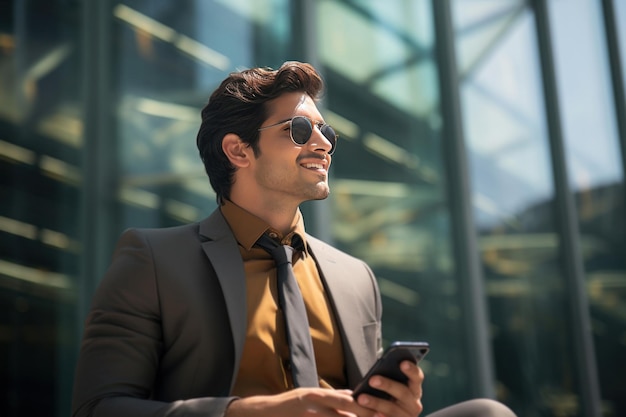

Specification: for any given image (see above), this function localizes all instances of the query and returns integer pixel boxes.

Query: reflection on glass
[318,1,467,412]
[0,1,82,416]
[452,2,581,415]
[113,0,294,228]
[549,1,626,415]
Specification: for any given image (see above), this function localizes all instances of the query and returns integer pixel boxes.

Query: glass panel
[613,0,626,104]
[548,1,626,415]
[452,2,582,416]
[0,1,83,416]
[318,0,467,412]
[113,0,293,229]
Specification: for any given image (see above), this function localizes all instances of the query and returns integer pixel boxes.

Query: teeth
[304,163,324,169]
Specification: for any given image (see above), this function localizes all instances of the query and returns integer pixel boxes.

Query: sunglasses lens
[289,116,337,154]
[290,116,313,145]
[320,124,337,154]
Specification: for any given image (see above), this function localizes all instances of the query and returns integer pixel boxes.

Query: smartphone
[352,341,430,400]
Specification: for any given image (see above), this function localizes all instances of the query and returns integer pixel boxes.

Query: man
[72,61,515,417]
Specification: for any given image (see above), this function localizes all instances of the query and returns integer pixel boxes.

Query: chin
[301,183,330,201]
[315,189,330,200]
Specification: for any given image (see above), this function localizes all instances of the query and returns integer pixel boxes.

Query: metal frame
[602,0,626,183]
[432,0,496,399]
[531,1,602,415]
[78,1,118,324]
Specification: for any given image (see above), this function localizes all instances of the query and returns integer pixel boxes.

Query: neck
[229,190,300,235]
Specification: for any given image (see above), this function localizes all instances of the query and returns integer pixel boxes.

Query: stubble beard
[255,160,330,203]
[302,180,330,202]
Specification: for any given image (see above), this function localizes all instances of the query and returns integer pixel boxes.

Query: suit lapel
[307,237,373,386]
[198,209,247,392]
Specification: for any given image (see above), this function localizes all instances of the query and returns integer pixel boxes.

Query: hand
[354,361,424,417]
[225,387,378,417]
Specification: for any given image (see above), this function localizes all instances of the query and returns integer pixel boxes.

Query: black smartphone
[352,341,430,400]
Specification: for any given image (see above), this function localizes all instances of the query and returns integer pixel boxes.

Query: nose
[308,124,334,155]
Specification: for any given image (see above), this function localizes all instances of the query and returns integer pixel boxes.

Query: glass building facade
[1,1,624,416]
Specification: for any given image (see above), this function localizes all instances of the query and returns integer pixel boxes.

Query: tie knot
[255,234,297,266]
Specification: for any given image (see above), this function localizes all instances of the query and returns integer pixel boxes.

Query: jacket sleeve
[71,229,238,417]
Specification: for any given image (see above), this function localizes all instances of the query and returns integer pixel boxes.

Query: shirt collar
[220,199,309,253]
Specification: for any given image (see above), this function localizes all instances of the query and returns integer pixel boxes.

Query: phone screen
[352,341,429,400]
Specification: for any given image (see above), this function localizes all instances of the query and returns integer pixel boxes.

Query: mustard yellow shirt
[221,200,346,396]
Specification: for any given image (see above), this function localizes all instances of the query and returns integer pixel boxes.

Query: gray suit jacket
[72,208,383,417]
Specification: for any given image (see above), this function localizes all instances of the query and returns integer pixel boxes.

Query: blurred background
[1,0,625,416]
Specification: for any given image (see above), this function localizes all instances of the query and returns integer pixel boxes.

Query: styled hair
[196,61,324,203]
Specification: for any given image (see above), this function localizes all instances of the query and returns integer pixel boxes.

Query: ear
[222,133,253,168]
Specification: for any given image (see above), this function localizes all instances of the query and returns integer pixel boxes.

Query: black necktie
[255,233,319,388]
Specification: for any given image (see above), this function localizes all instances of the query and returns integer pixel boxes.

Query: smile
[302,163,325,170]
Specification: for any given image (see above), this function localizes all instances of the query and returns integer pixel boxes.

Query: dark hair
[196,61,324,203]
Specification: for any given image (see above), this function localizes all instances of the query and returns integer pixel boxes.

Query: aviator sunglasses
[258,115,338,155]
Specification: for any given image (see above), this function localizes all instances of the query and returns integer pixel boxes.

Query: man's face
[251,92,334,207]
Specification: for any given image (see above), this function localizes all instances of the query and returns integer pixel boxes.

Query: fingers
[294,388,377,417]
[354,361,425,417]
[404,361,425,398]
[227,388,379,417]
